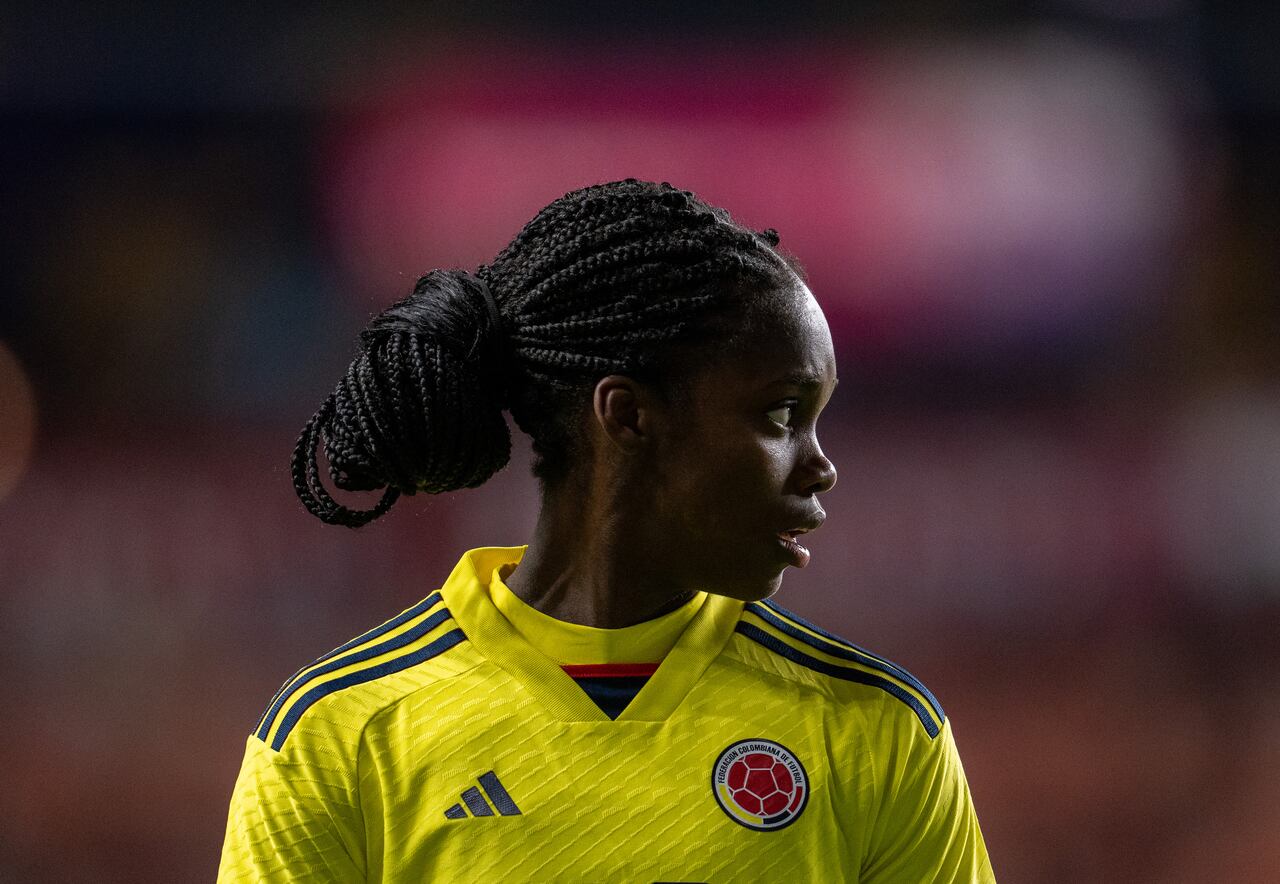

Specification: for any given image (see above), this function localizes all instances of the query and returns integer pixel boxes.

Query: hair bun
[363,269,494,341]
[291,269,513,527]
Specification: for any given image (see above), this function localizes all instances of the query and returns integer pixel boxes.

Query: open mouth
[775,530,812,568]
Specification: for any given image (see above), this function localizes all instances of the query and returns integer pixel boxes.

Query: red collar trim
[560,663,659,678]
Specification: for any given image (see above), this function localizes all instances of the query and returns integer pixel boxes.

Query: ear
[591,375,654,454]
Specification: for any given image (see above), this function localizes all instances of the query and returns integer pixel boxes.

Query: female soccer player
[219,179,994,882]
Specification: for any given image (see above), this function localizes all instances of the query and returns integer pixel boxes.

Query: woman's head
[590,277,838,602]
[293,178,834,542]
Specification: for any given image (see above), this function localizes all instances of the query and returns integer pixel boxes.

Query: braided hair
[293,179,799,527]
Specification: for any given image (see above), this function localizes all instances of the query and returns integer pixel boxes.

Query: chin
[710,568,785,604]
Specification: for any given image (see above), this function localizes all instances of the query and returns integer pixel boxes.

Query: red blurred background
[2,3,1278,881]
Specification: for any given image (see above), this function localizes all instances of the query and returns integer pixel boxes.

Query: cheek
[684,439,789,529]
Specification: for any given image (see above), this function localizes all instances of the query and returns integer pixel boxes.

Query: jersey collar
[440,546,744,723]
[486,562,706,665]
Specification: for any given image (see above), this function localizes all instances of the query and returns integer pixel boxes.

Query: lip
[775,534,811,568]
[775,511,825,568]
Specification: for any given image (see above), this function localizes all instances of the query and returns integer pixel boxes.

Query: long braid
[293,179,796,526]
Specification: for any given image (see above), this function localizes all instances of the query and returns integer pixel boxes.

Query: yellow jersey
[219,546,994,882]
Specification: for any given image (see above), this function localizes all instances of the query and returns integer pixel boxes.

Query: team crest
[711,739,808,831]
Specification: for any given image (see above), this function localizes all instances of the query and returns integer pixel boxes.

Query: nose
[799,443,837,496]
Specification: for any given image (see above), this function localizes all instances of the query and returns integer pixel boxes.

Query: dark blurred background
[2,2,1278,881]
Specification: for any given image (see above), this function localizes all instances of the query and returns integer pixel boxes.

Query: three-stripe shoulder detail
[254,592,466,751]
[738,600,944,739]
[252,591,445,737]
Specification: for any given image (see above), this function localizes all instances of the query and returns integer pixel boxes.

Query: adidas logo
[444,770,522,819]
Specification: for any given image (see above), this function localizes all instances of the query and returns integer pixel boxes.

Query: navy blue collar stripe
[754,599,944,722]
[257,601,451,741]
[736,622,941,739]
[268,628,466,750]
[254,591,443,735]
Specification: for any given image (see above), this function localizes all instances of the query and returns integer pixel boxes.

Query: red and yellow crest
[712,739,808,831]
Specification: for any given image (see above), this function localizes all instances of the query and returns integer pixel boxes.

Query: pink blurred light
[322,44,858,288]
[321,37,1193,356]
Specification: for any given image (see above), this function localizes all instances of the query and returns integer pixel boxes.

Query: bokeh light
[1,3,1277,881]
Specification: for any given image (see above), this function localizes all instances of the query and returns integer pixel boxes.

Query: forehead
[699,281,836,389]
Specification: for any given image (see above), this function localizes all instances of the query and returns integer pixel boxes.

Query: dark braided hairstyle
[293,179,800,527]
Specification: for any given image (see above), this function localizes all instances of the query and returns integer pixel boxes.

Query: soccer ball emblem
[712,739,808,831]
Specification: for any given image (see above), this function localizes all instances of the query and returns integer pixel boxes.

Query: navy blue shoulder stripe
[269,627,467,751]
[736,622,940,738]
[748,601,944,724]
[256,596,450,741]
[254,591,444,735]
[760,598,929,682]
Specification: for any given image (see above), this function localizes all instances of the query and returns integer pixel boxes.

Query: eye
[765,402,796,428]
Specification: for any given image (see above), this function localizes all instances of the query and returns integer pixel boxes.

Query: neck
[503,479,695,629]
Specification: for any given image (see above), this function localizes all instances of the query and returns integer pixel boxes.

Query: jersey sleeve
[861,717,995,883]
[217,735,366,883]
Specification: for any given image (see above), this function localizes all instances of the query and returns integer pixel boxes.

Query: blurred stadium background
[2,2,1278,881]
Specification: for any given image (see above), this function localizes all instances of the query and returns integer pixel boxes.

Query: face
[639,281,839,602]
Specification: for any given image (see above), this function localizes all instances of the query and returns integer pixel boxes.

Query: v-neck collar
[439,546,744,723]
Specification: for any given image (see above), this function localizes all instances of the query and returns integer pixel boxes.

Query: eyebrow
[767,372,838,390]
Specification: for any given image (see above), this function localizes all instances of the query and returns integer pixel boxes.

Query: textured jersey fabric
[219,546,995,882]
